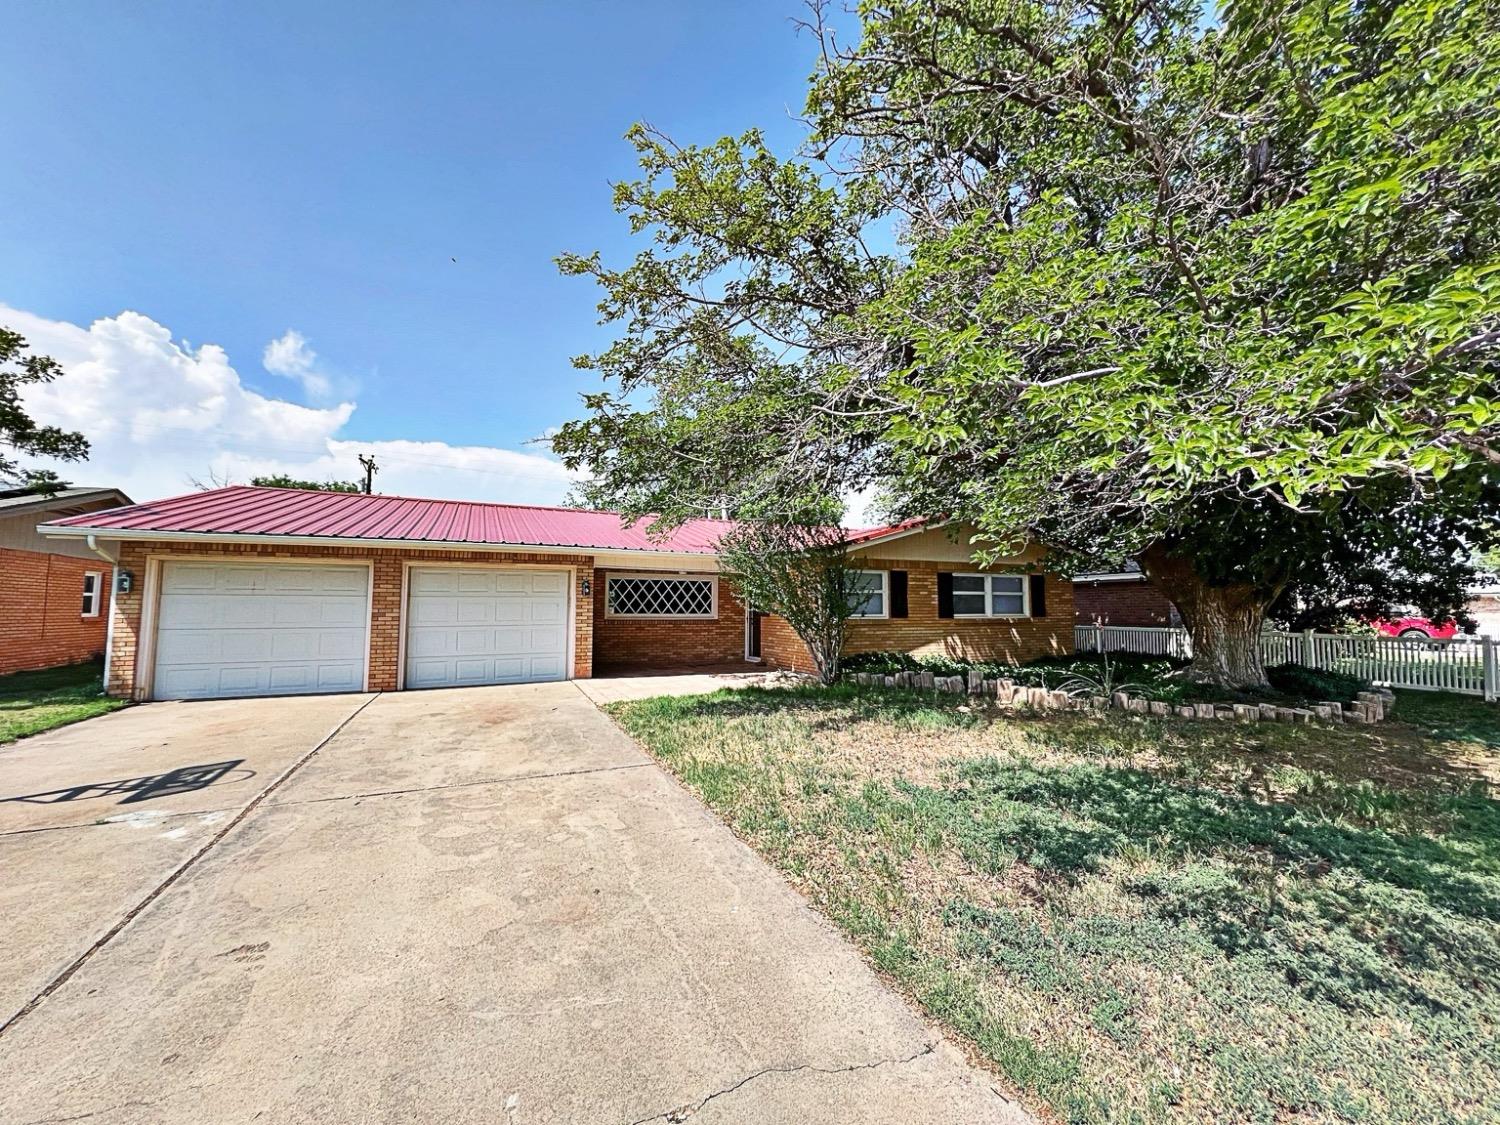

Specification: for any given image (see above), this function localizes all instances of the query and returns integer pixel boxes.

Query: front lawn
[0,660,125,744]
[611,684,1500,1124]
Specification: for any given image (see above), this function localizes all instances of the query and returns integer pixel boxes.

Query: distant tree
[1,328,88,486]
[718,520,862,684]
[250,474,363,493]
[12,469,72,496]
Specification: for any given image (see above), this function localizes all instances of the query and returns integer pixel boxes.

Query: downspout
[85,535,119,694]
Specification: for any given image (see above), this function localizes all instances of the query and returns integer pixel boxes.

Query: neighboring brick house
[1467,584,1500,638]
[38,485,1075,701]
[1073,566,1181,627]
[0,486,133,676]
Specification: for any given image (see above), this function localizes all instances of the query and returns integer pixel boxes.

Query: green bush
[1265,662,1368,703]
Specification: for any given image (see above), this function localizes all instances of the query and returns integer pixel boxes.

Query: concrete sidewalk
[1,683,1031,1124]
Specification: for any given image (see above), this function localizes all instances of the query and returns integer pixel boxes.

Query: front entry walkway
[577,663,787,705]
[0,683,1030,1124]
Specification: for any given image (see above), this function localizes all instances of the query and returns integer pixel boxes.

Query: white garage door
[404,567,569,689]
[152,561,369,700]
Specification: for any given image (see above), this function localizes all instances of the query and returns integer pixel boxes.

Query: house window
[605,574,717,618]
[953,573,1027,618]
[81,571,102,617]
[847,570,887,618]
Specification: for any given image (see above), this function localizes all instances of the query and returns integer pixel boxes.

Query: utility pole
[358,455,379,495]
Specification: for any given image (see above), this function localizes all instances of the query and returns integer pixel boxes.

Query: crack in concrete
[626,1042,937,1124]
[270,761,651,807]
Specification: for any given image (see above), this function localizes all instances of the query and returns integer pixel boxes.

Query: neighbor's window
[847,570,887,617]
[605,574,716,618]
[953,573,1027,617]
[81,571,102,617]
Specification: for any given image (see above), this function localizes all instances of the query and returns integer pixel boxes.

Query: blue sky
[1,1,841,503]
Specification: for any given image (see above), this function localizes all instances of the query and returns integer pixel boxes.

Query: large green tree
[1,328,88,487]
[553,0,1500,687]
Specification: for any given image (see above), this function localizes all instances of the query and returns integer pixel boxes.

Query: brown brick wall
[0,547,112,675]
[591,570,747,669]
[1073,577,1179,627]
[105,541,595,699]
[760,559,1075,675]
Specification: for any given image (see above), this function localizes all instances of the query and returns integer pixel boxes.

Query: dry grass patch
[611,684,1500,1125]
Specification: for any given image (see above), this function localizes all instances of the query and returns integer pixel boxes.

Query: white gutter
[83,533,119,565]
[40,524,720,564]
[84,535,119,693]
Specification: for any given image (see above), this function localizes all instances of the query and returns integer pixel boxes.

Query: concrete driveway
[0,683,1030,1125]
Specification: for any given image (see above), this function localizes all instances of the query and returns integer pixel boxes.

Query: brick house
[39,486,1074,701]
[1,486,133,676]
[1073,565,1181,627]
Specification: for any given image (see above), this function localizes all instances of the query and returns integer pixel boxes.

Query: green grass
[0,660,125,744]
[610,684,1500,1124]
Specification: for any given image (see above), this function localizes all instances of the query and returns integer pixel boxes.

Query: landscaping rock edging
[846,672,1396,725]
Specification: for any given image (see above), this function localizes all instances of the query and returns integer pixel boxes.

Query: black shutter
[1029,573,1047,618]
[889,571,908,618]
[937,572,954,618]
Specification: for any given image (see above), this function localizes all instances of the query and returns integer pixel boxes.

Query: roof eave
[35,524,720,562]
[5,488,133,519]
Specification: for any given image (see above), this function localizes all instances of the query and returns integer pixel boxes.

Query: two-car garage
[149,560,570,701]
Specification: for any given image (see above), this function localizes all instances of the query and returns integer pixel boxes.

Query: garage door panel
[221,632,276,662]
[493,601,527,624]
[411,569,459,595]
[491,572,529,594]
[216,566,272,592]
[222,600,277,627]
[456,571,495,594]
[155,598,221,629]
[403,567,570,689]
[454,628,495,655]
[410,598,457,626]
[455,600,492,624]
[531,572,567,594]
[530,599,564,624]
[152,562,369,700]
[530,655,565,679]
[217,666,265,693]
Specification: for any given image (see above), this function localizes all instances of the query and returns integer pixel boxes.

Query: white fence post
[1485,636,1497,703]
[1301,629,1315,669]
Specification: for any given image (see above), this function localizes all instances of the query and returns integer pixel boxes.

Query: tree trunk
[1138,544,1275,689]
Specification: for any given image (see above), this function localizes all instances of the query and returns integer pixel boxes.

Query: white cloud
[261,328,335,400]
[3,304,579,505]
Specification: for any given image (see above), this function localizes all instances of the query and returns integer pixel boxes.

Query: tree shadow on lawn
[908,755,1500,1013]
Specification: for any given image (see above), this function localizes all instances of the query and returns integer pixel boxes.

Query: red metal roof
[845,518,928,544]
[44,485,741,555]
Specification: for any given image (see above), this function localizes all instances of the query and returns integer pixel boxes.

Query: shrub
[1265,663,1368,703]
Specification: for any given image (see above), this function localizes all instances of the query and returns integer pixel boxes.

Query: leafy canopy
[553,0,1500,623]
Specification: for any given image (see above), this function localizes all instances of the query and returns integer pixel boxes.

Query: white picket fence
[1074,624,1500,701]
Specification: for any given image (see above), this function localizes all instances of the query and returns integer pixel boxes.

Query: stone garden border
[845,670,1396,725]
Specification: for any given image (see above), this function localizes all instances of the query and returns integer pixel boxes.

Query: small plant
[1056,652,1150,700]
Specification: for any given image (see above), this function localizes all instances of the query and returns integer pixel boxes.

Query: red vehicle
[1371,616,1460,639]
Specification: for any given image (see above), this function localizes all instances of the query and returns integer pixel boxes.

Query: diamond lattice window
[606,576,716,618]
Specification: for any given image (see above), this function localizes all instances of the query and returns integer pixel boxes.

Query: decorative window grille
[606,575,716,618]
